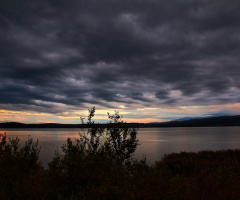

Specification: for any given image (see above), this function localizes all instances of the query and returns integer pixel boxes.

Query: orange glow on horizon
[37,120,55,123]
[122,118,169,123]
[1,103,240,124]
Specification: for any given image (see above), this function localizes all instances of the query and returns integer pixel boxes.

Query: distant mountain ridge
[149,115,240,127]
[0,115,240,128]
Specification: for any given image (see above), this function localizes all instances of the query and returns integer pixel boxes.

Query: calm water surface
[1,127,240,167]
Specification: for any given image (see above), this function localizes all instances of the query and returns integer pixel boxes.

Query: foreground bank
[1,134,240,200]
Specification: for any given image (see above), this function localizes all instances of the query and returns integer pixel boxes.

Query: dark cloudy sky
[1,0,240,123]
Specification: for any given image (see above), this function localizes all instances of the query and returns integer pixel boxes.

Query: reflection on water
[1,127,240,166]
[136,127,240,164]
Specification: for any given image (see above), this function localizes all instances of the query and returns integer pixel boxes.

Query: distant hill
[149,115,240,127]
[0,115,240,128]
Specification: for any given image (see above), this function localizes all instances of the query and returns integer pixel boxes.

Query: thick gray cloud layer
[1,0,240,114]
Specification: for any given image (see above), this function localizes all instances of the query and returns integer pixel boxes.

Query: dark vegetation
[1,108,240,200]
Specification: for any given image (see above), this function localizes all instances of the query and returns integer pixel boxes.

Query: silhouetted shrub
[47,107,141,199]
[0,133,45,200]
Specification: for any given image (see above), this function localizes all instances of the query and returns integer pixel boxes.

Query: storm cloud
[1,0,240,116]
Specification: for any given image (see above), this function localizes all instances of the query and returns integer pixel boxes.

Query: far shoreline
[1,114,240,128]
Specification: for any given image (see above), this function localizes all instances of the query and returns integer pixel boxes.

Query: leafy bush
[47,107,141,199]
[0,133,45,200]
[51,107,139,164]
[0,133,41,165]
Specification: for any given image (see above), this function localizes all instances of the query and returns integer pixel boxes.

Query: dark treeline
[1,115,240,128]
[0,122,142,128]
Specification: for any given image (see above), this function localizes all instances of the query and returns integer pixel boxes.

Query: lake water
[1,127,240,167]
